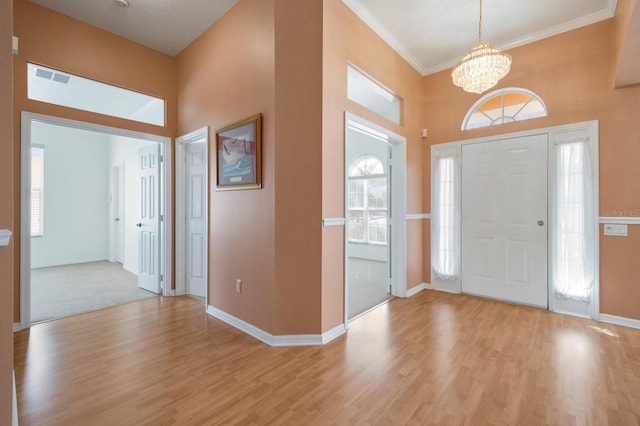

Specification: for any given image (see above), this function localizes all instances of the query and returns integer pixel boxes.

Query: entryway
[20,112,172,328]
[431,121,599,319]
[344,114,406,321]
[176,127,209,303]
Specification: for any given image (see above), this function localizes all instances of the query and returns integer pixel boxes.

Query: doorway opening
[344,114,406,322]
[20,112,172,328]
[176,127,209,306]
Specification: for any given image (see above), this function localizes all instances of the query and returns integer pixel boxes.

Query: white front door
[138,144,161,294]
[461,134,548,308]
[185,142,207,298]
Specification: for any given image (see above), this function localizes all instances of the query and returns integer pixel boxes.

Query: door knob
[136,222,143,227]
[537,220,544,226]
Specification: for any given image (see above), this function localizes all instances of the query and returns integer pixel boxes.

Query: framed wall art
[215,113,262,190]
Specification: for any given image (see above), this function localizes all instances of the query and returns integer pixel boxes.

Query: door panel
[186,142,207,298]
[138,144,161,294]
[462,134,548,308]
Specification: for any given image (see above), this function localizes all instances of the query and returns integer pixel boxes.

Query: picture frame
[215,113,262,190]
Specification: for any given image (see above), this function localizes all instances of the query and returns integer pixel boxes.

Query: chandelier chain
[478,0,483,42]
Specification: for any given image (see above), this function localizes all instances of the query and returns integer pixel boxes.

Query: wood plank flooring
[14,292,640,425]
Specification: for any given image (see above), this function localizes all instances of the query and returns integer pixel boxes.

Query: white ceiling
[343,0,617,75]
[30,0,617,75]
[29,0,239,57]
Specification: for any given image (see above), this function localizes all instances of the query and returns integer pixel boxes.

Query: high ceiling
[30,0,617,76]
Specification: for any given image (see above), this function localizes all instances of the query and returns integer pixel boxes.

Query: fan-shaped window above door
[462,88,547,130]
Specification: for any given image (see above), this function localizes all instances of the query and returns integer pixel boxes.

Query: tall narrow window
[553,140,595,300]
[432,156,458,280]
[31,146,44,237]
[348,155,387,244]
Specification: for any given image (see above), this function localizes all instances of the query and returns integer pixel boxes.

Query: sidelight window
[432,156,459,280]
[552,139,595,301]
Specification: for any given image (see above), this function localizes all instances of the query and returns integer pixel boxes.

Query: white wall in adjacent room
[31,122,110,268]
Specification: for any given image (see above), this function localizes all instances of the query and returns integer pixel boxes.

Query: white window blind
[31,146,44,237]
[432,156,459,280]
[553,140,595,301]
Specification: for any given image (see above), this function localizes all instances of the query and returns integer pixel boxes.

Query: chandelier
[451,0,512,94]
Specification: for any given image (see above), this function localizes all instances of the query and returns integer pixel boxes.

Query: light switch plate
[604,224,628,236]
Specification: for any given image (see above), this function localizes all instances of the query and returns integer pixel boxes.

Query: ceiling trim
[341,0,428,75]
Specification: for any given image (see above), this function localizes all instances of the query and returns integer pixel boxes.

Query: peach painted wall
[613,0,639,87]
[176,0,277,333]
[12,0,177,320]
[423,18,640,320]
[321,0,428,330]
[0,0,14,421]
[273,0,324,334]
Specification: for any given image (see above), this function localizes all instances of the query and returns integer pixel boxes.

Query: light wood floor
[14,292,640,425]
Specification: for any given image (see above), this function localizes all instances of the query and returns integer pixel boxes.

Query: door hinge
[389,284,392,294]
[160,214,164,222]
[160,155,164,162]
[160,274,164,283]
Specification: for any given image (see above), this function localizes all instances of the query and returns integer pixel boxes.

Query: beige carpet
[31,261,157,323]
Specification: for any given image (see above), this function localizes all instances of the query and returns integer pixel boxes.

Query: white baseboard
[599,314,640,330]
[406,283,429,297]
[206,306,346,346]
[13,323,21,332]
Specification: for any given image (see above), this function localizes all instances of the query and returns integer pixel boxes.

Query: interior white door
[185,142,207,298]
[461,134,548,307]
[138,144,161,294]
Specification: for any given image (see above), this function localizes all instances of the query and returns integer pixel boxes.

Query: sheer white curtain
[553,140,595,301]
[432,156,459,280]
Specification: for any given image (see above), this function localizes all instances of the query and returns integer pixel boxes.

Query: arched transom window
[462,88,547,130]
[348,155,387,244]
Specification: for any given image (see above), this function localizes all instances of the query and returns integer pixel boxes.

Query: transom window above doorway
[27,63,166,127]
[462,88,547,130]
[347,64,401,124]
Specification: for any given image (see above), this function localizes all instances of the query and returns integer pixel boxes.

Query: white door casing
[138,144,162,294]
[19,112,172,329]
[185,141,207,298]
[175,127,208,301]
[343,112,407,327]
[461,134,548,308]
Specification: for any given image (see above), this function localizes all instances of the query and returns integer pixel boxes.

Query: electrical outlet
[236,279,242,293]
